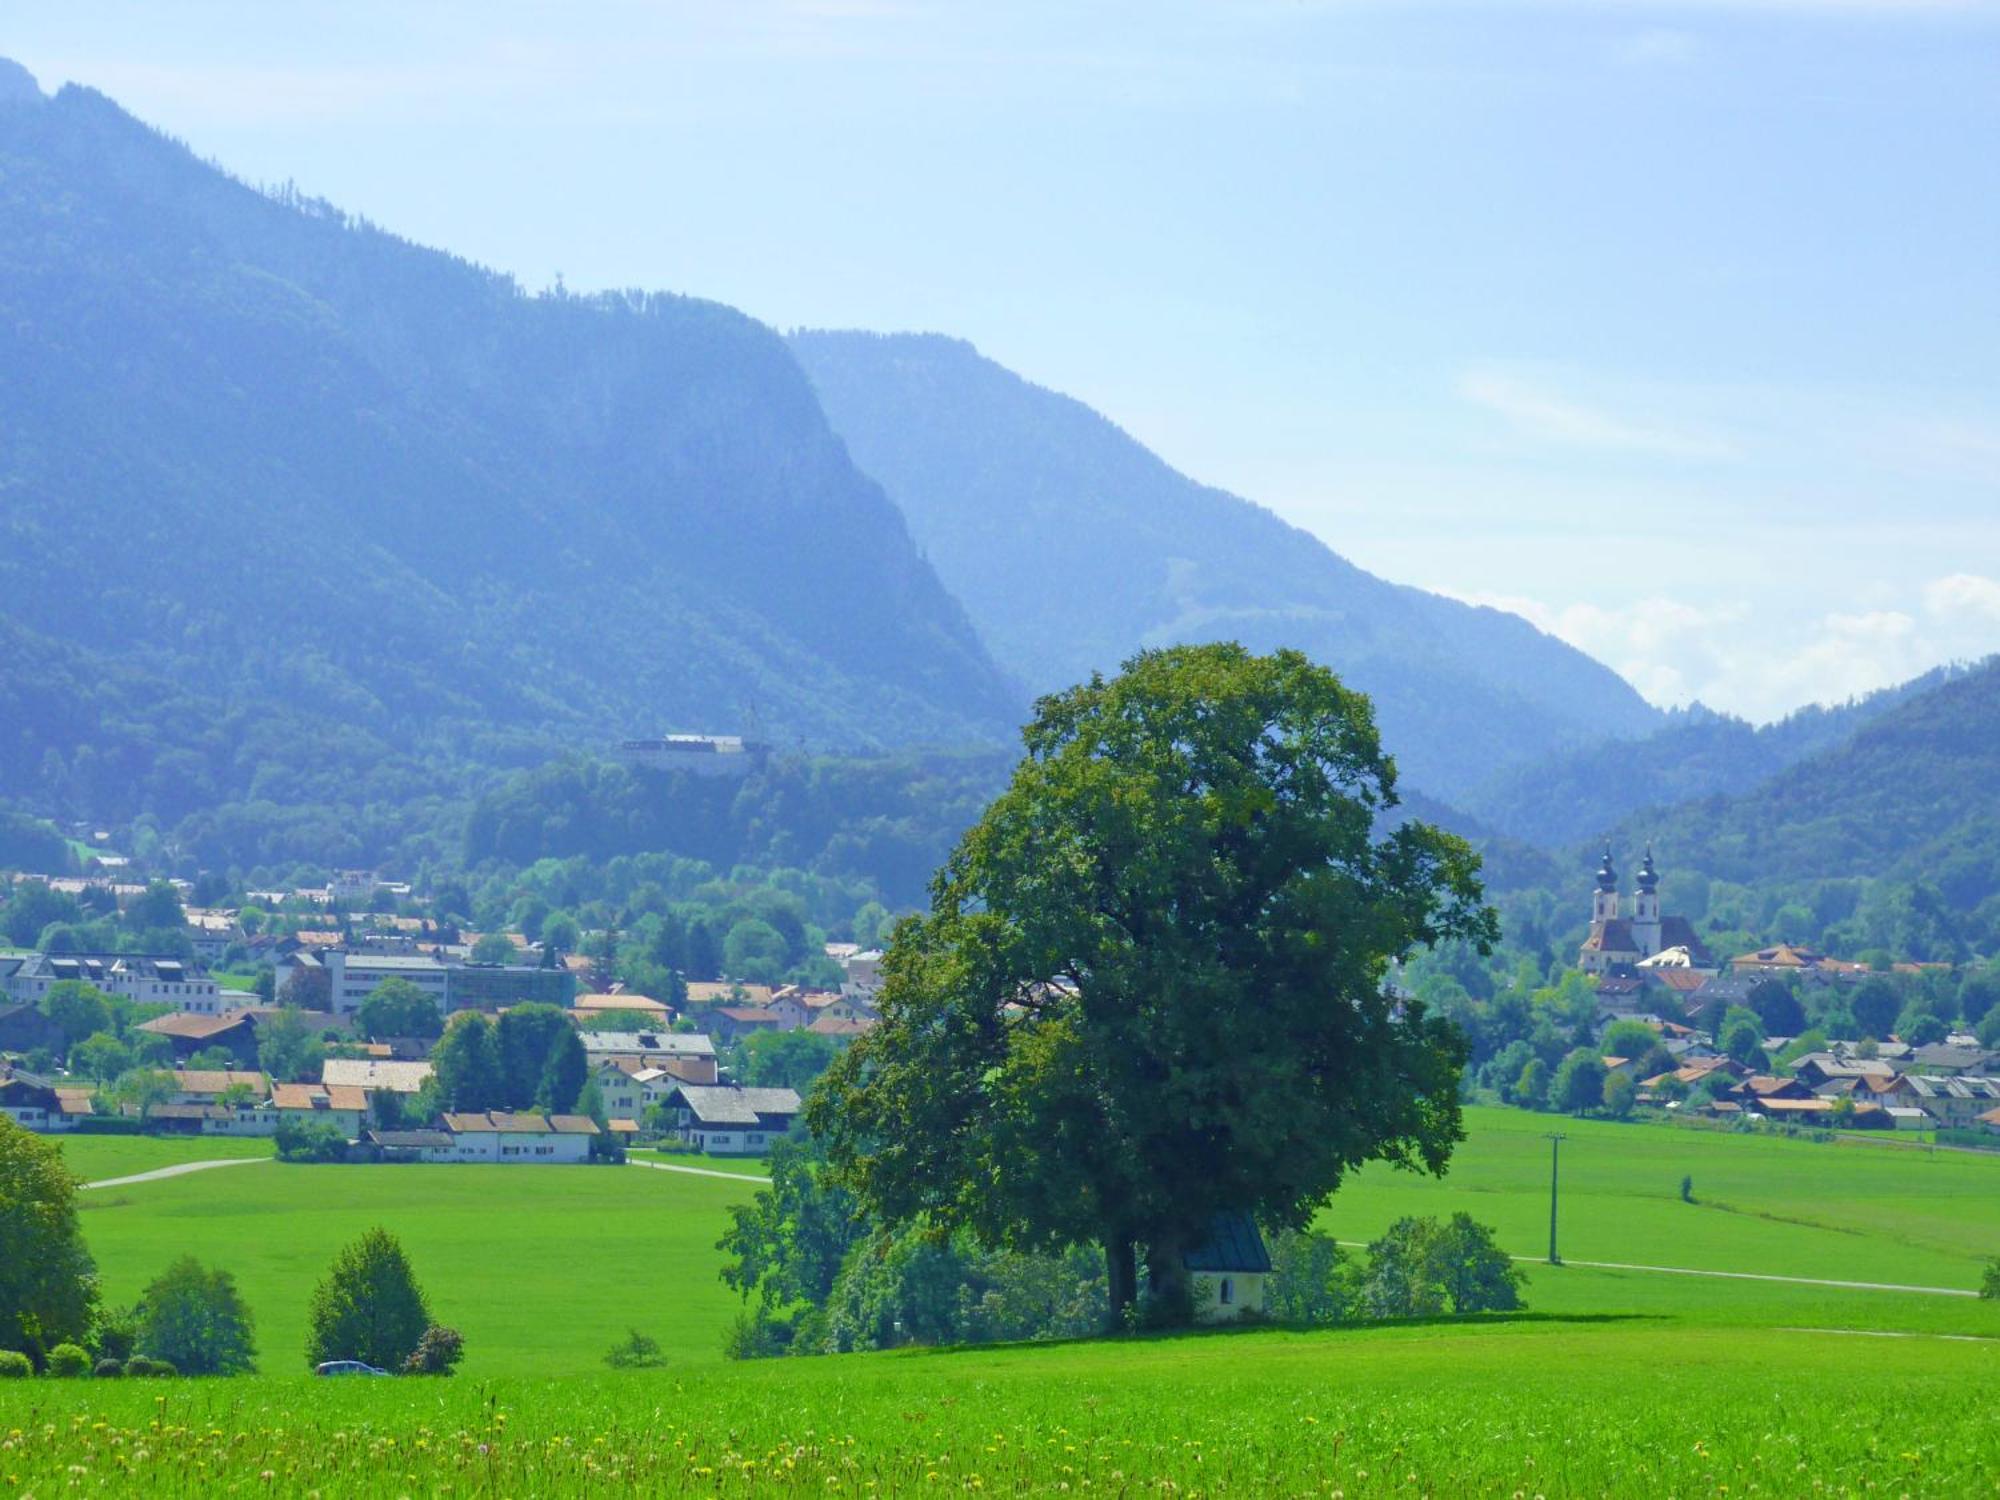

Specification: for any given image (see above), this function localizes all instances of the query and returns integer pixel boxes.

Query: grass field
[64,1134,274,1183]
[13,1108,1999,1493]
[3,1322,1996,1494]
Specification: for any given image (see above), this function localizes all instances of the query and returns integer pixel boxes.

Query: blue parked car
[314,1360,389,1377]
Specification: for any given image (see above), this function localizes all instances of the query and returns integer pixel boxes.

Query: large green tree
[432,1012,504,1112]
[0,1117,98,1364]
[809,645,1494,1321]
[355,978,444,1041]
[305,1228,431,1370]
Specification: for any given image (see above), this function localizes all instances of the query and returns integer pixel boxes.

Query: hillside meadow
[12,1108,1998,1492]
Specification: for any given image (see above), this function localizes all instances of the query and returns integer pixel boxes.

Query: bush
[135,1257,257,1375]
[1361,1213,1525,1318]
[0,1351,31,1378]
[93,1358,124,1378]
[604,1328,666,1369]
[123,1356,177,1377]
[1263,1228,1359,1324]
[95,1308,138,1363]
[402,1325,464,1375]
[1983,1257,2000,1301]
[275,1116,348,1164]
[45,1342,90,1377]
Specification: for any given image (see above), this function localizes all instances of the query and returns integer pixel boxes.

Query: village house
[588,1058,682,1135]
[570,990,674,1024]
[271,1081,371,1137]
[580,1031,718,1083]
[0,1064,65,1132]
[1,952,223,1013]
[1878,1074,2000,1129]
[434,1110,599,1162]
[662,1083,803,1155]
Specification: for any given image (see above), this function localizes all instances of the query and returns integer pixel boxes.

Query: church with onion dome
[1576,847,1717,976]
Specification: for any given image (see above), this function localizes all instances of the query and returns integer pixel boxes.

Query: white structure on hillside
[614,734,768,778]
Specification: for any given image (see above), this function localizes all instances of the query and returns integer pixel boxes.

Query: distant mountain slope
[789,330,1660,801]
[1611,656,2000,909]
[0,71,1019,862]
[1464,665,1967,850]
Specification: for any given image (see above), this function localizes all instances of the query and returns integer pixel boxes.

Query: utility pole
[1545,1132,1567,1265]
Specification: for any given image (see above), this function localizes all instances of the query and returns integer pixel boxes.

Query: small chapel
[1576,847,1716,976]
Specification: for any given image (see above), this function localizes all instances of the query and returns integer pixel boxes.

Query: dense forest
[0,71,1020,873]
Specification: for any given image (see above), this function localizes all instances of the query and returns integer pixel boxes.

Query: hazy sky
[12,2,1999,721]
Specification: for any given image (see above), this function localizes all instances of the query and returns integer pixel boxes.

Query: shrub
[135,1257,257,1375]
[123,1356,177,1377]
[93,1358,124,1378]
[1361,1214,1525,1318]
[1982,1257,2000,1301]
[604,1328,667,1369]
[1263,1228,1359,1324]
[0,1351,31,1378]
[402,1325,464,1375]
[95,1308,139,1364]
[275,1116,347,1164]
[45,1342,90,1378]
[306,1228,432,1371]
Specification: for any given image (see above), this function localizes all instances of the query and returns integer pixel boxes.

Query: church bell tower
[1592,847,1620,925]
[1631,846,1663,956]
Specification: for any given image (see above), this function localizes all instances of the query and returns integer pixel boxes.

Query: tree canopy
[810,645,1494,1320]
[0,1117,97,1363]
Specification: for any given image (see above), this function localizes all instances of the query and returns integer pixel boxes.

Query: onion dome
[1595,847,1618,892]
[1637,846,1660,892]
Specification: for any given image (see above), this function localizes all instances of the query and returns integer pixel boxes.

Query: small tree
[356,978,443,1042]
[432,1011,505,1112]
[1981,1256,2000,1301]
[1263,1227,1358,1324]
[470,931,519,964]
[604,1328,667,1369]
[1551,1049,1608,1116]
[135,1258,257,1375]
[1601,1070,1637,1120]
[41,980,112,1058]
[306,1228,432,1370]
[1514,1056,1550,1110]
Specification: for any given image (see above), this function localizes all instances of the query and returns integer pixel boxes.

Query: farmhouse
[663,1083,802,1155]
[322,1058,434,1094]
[436,1110,600,1162]
[0,1064,64,1132]
[581,1031,717,1083]
[271,1081,371,1136]
[0,1001,63,1055]
[0,951,223,1013]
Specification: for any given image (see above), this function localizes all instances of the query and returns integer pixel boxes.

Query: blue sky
[11,1,1999,720]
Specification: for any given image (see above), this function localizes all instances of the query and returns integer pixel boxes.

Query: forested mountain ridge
[0,70,1019,868]
[789,329,1663,802]
[1604,656,2000,933]
[1464,664,1969,850]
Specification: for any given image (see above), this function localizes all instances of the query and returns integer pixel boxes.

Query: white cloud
[1924,572,2000,621]
[1441,582,1997,722]
[1457,370,1737,461]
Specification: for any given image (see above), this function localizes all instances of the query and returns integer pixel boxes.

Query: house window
[1218,1277,1234,1306]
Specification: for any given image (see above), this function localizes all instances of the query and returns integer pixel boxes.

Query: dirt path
[80,1157,272,1190]
[628,1157,766,1184]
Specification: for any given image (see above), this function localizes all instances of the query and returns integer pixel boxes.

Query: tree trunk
[1144,1236,1194,1325]
[1103,1232,1137,1328]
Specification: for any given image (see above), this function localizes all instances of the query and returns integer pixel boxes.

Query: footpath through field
[80,1157,272,1190]
[1321,1238,1976,1298]
[628,1157,766,1184]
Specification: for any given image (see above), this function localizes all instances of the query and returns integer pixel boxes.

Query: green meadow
[9,1108,1997,1493]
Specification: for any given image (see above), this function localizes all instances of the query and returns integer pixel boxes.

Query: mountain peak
[0,58,43,107]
